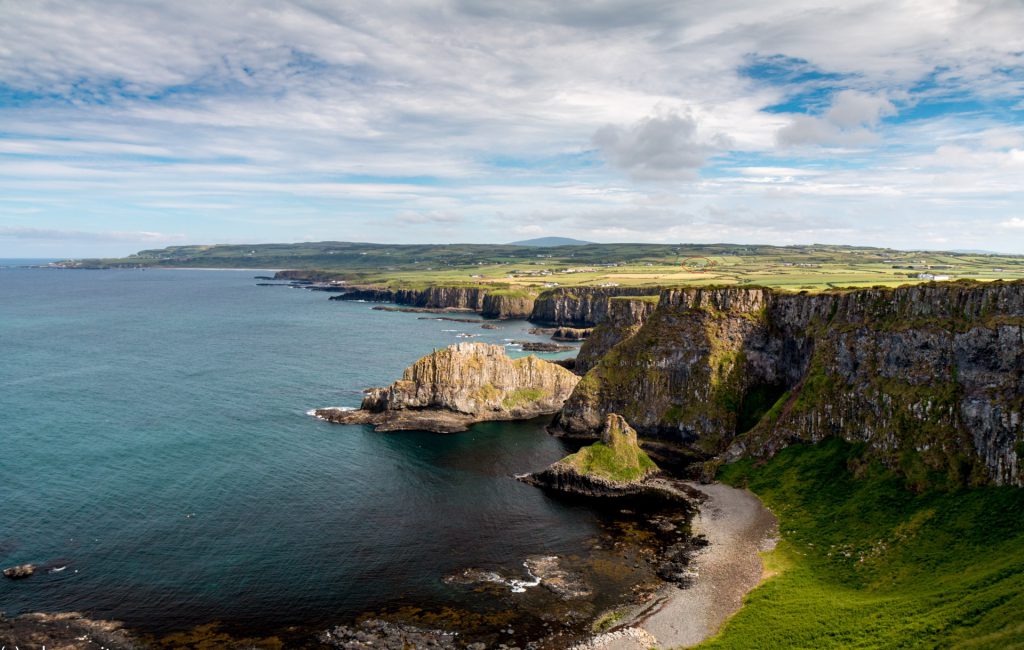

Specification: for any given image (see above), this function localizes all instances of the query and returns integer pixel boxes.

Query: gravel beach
[574,481,778,650]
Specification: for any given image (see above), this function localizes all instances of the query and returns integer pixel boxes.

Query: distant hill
[508,237,593,247]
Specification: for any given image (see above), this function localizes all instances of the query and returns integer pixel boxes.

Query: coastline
[575,482,778,650]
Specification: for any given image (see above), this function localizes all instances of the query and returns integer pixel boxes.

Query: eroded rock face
[574,297,659,375]
[331,286,488,311]
[530,287,662,327]
[322,282,664,326]
[314,343,580,433]
[523,415,673,498]
[552,327,593,341]
[555,282,1024,486]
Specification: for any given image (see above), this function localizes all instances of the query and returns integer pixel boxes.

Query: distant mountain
[508,237,593,247]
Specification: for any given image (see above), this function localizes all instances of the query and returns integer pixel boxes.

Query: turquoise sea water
[0,267,597,633]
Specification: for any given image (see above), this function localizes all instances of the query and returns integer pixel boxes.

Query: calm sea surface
[0,266,597,632]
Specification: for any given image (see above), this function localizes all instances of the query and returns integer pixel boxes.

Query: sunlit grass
[697,439,1024,649]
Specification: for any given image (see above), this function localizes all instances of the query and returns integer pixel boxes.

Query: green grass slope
[701,439,1024,649]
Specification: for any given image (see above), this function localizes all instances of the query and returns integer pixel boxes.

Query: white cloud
[0,1,1023,253]
[592,110,730,181]
[826,90,897,128]
[778,90,896,146]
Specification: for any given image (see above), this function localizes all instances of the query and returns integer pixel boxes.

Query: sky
[1,0,1023,257]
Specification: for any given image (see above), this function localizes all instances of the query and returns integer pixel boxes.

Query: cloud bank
[0,0,1022,254]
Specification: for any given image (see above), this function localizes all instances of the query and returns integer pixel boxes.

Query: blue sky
[1,0,1023,257]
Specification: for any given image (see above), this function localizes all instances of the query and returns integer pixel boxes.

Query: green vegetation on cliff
[699,439,1024,649]
[563,415,658,482]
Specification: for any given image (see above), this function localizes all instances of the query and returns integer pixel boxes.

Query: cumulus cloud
[592,111,730,181]
[999,218,1024,230]
[778,90,897,146]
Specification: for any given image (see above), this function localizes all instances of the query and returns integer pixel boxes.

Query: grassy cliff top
[54,241,1024,291]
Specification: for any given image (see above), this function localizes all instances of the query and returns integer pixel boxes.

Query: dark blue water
[0,268,595,632]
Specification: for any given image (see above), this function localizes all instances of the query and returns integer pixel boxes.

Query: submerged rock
[511,340,576,352]
[313,343,580,433]
[3,563,35,579]
[321,619,458,649]
[444,556,592,600]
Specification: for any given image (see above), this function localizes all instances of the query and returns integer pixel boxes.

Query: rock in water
[551,327,593,341]
[3,563,36,579]
[522,414,678,498]
[313,342,580,433]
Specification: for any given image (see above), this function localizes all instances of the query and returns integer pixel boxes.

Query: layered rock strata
[322,281,662,326]
[554,281,1024,486]
[314,343,580,433]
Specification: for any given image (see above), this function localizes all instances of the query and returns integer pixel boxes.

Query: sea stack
[522,414,670,498]
[313,342,580,433]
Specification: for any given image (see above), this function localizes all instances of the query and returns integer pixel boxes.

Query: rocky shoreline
[312,342,580,433]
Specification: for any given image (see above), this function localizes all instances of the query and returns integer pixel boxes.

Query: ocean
[0,266,605,635]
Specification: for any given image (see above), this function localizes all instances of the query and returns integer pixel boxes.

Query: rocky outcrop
[530,287,662,327]
[555,282,1024,487]
[575,297,659,374]
[552,327,593,341]
[3,563,35,579]
[481,290,537,319]
[321,619,458,649]
[523,414,675,498]
[0,612,141,649]
[314,343,580,433]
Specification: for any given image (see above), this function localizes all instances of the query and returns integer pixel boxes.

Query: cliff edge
[314,343,580,433]
[554,281,1024,487]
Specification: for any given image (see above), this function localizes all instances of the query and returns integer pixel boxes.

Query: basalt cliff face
[554,282,1024,487]
[331,286,488,311]
[314,343,580,433]
[322,282,661,326]
[575,297,659,374]
[529,287,663,327]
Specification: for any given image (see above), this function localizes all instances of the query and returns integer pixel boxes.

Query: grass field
[59,241,1024,291]
[699,439,1024,649]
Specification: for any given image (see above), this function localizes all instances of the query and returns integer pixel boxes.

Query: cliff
[529,287,662,327]
[575,296,659,374]
[481,290,537,319]
[521,414,664,497]
[554,282,1024,487]
[327,284,661,326]
[331,286,488,311]
[314,343,580,433]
